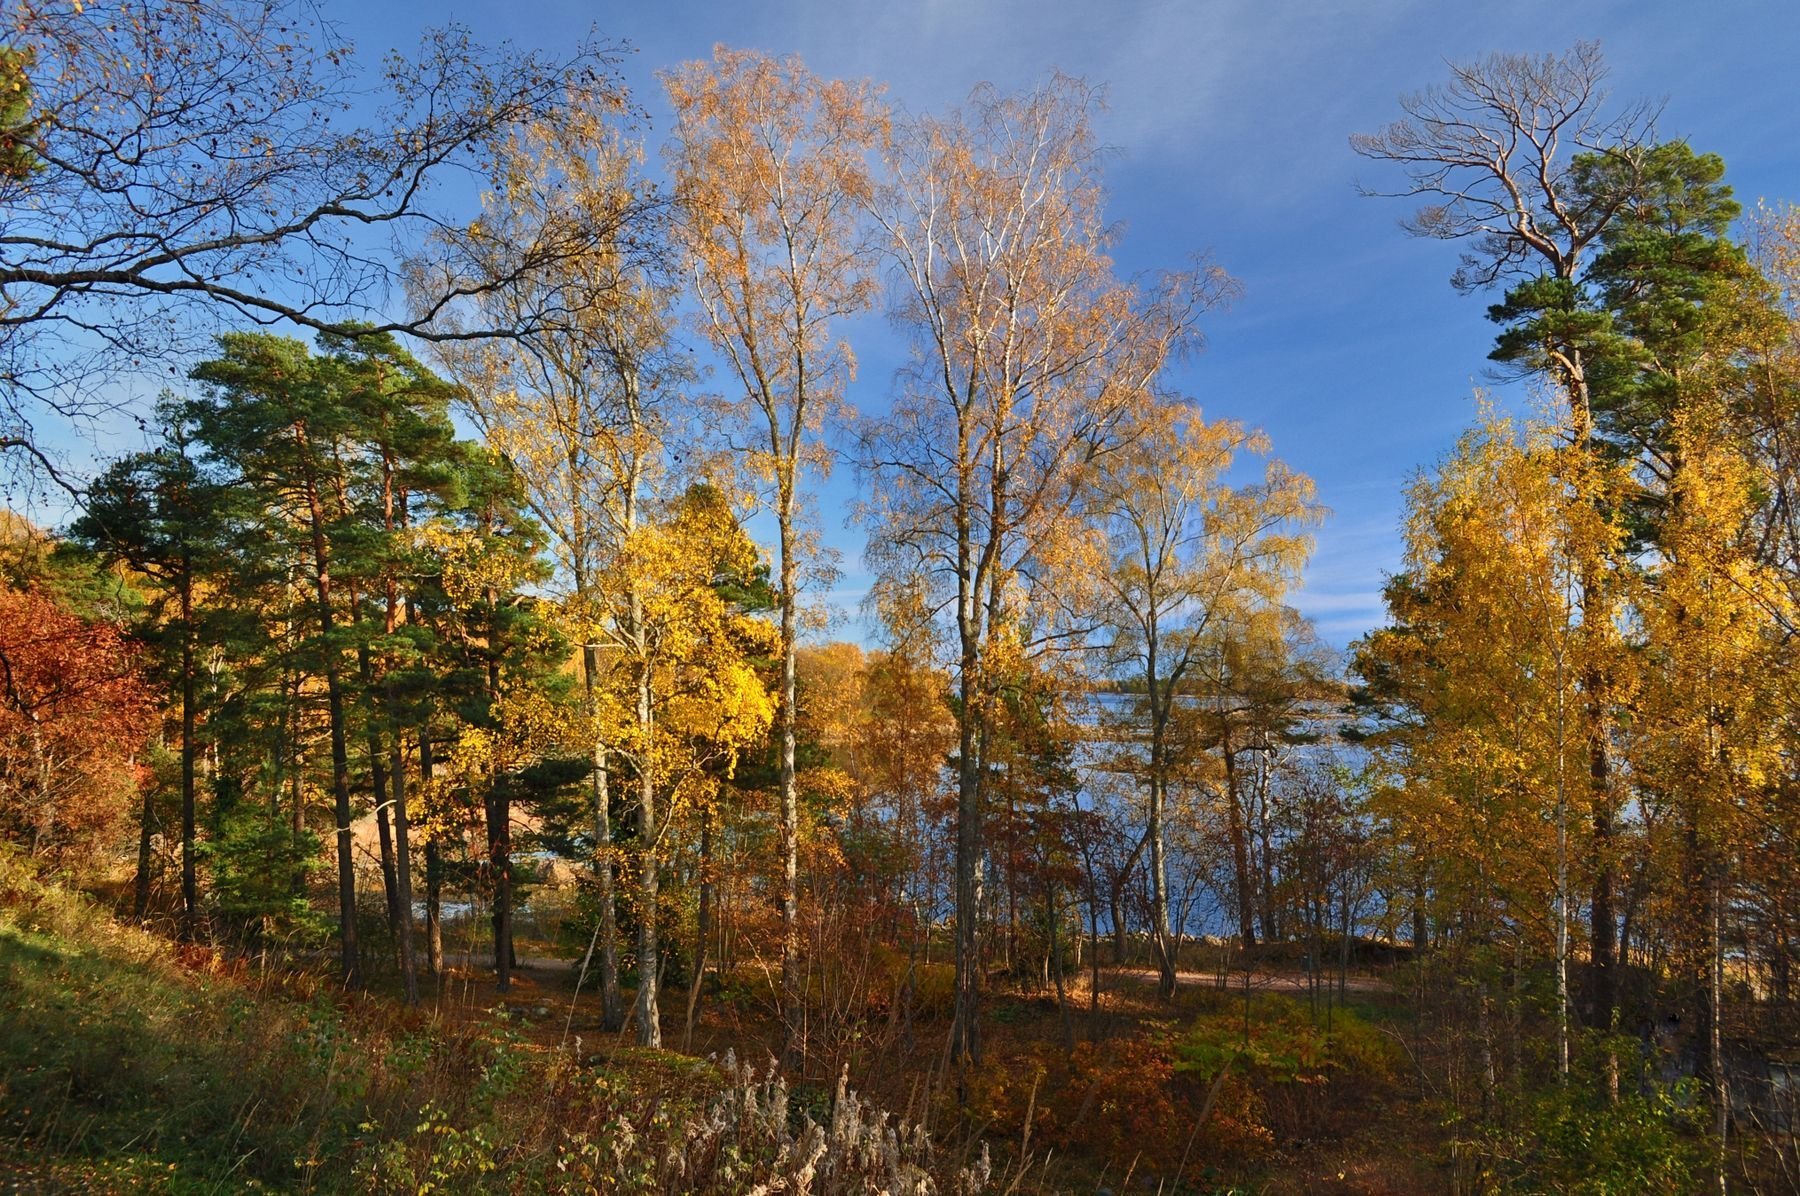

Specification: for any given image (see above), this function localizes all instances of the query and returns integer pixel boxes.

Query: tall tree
[185,332,464,987]
[415,446,557,995]
[1354,42,1659,1031]
[1090,400,1317,996]
[1190,607,1337,953]
[1355,405,1629,1078]
[188,335,368,985]
[422,101,672,1029]
[73,407,222,931]
[318,330,460,1005]
[592,483,777,1046]
[664,46,886,1064]
[1632,398,1788,1170]
[861,75,1212,1069]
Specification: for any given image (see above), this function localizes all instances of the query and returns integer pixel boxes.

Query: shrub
[1456,1080,1705,1195]
[1175,991,1401,1088]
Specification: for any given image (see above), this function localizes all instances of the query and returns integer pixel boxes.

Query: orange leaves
[865,74,1227,666]
[0,584,156,864]
[663,46,885,496]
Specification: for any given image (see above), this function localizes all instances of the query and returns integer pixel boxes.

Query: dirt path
[1115,964,1391,996]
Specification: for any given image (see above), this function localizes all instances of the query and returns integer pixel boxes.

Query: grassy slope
[0,853,990,1195]
[1,852,390,1190]
[0,852,726,1192]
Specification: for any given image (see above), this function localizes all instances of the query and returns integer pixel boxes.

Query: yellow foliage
[1364,401,1633,947]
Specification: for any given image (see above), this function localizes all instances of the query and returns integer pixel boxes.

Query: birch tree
[663,47,886,1063]
[1091,400,1318,997]
[861,75,1214,1069]
[419,105,671,1030]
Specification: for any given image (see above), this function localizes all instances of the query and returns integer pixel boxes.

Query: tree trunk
[390,710,418,1005]
[1589,713,1618,1032]
[635,777,660,1047]
[295,437,359,988]
[1049,885,1075,1054]
[1112,829,1149,965]
[421,728,444,982]
[487,786,512,994]
[1221,730,1258,948]
[133,782,157,920]
[1256,756,1280,944]
[581,646,624,1031]
[178,571,197,938]
[951,670,984,1070]
[778,505,801,1067]
[324,653,357,988]
[683,810,713,1050]
[634,612,660,1048]
[313,582,357,986]
[1149,775,1177,999]
[1413,881,1428,957]
[1711,869,1728,1196]
[372,758,399,934]
[355,640,403,953]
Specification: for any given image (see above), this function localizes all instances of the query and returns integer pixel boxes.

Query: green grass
[0,851,983,1193]
[0,854,412,1189]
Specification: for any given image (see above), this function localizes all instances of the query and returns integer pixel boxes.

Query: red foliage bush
[0,585,156,866]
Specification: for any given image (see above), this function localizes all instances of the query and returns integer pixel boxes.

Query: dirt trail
[1116,965,1390,996]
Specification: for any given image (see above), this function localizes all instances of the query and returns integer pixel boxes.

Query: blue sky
[43,0,1800,649]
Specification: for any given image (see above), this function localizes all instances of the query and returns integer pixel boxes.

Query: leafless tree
[0,0,628,481]
[1351,40,1656,313]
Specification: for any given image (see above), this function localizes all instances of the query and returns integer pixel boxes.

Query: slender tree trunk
[583,644,624,1031]
[133,782,156,919]
[684,810,713,1050]
[1711,867,1729,1196]
[178,571,197,938]
[634,603,660,1048]
[1478,980,1496,1117]
[421,729,443,981]
[1089,883,1103,1036]
[1049,885,1075,1054]
[1221,730,1258,948]
[1556,650,1571,1080]
[1589,704,1618,1031]
[323,656,357,987]
[303,516,358,986]
[1256,756,1280,944]
[1113,829,1149,965]
[488,785,512,994]
[951,656,984,1070]
[356,626,403,949]
[1149,777,1176,999]
[1146,644,1177,1000]
[292,431,360,987]
[778,503,802,1067]
[1572,394,1617,1032]
[635,777,659,1047]
[1339,890,1353,1001]
[1005,807,1019,976]
[389,709,417,1004]
[374,799,398,925]
[290,760,307,895]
